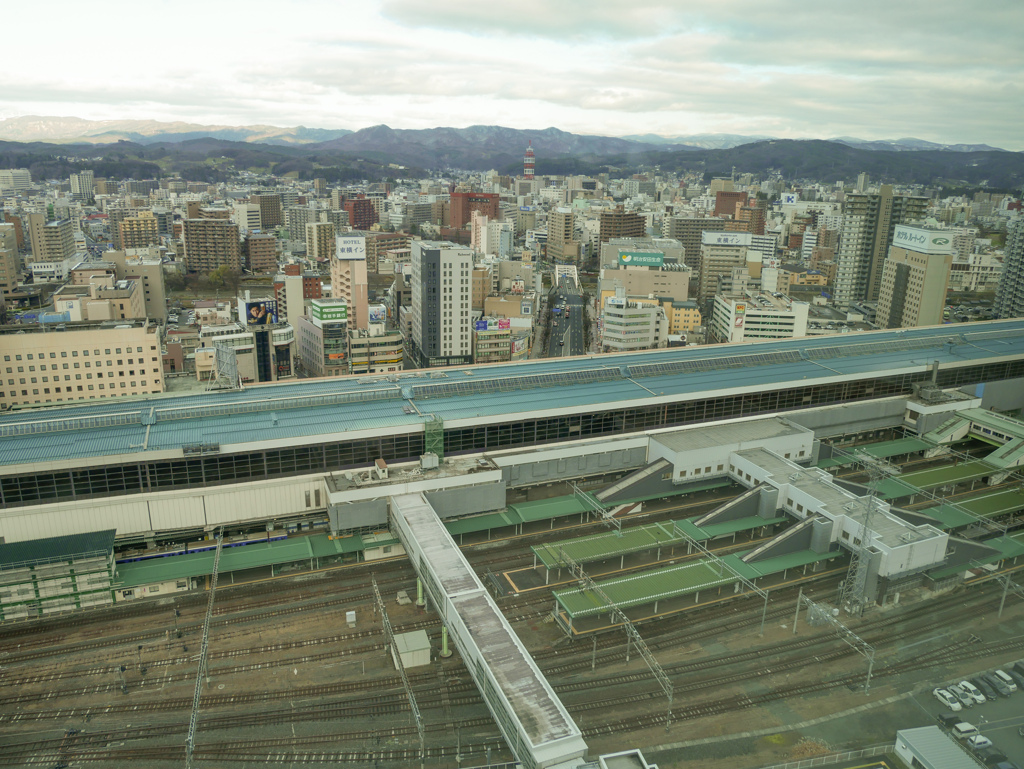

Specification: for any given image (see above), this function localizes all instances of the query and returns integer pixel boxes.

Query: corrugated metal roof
[0,529,115,570]
[3,319,1024,468]
[895,726,979,769]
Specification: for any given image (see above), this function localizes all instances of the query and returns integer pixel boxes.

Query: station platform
[552,545,845,636]
[817,437,934,469]
[869,460,997,500]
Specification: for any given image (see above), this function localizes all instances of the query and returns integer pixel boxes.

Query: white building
[601,295,667,353]
[410,241,474,368]
[710,291,809,344]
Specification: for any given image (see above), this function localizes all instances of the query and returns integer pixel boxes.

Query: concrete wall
[425,481,506,519]
[329,498,388,531]
[786,397,907,438]
[495,441,648,489]
[963,376,1024,415]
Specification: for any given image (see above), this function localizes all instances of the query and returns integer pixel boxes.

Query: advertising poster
[244,300,279,325]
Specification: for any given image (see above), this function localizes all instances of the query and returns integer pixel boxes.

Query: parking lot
[920,672,1024,766]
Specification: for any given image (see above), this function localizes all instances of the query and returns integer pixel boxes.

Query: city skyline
[3,0,1022,151]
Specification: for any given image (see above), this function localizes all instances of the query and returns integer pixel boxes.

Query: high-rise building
[27,215,75,265]
[995,217,1024,320]
[119,212,160,250]
[834,185,928,307]
[523,142,535,179]
[182,219,241,273]
[342,197,378,230]
[875,225,954,329]
[662,215,726,275]
[714,191,747,218]
[0,169,32,192]
[599,208,645,244]
[0,224,18,297]
[306,222,336,262]
[69,171,95,204]
[546,208,579,262]
[331,235,369,329]
[698,232,754,306]
[450,192,500,229]
[295,299,349,377]
[252,194,284,229]
[410,241,473,368]
[245,233,279,274]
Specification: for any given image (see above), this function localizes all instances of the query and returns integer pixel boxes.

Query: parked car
[972,677,998,700]
[1005,668,1024,689]
[968,735,995,751]
[947,683,974,708]
[993,669,1018,692]
[977,748,1009,767]
[933,688,962,711]
[984,673,1013,698]
[959,680,987,704]
[937,711,963,728]
[952,722,980,740]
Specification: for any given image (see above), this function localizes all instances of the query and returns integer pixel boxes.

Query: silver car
[947,683,974,708]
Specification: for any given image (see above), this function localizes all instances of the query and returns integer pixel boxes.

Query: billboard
[618,251,664,268]
[521,301,532,316]
[735,303,746,315]
[475,320,489,331]
[498,318,510,330]
[368,304,387,323]
[781,193,799,205]
[311,301,347,323]
[476,318,512,331]
[336,235,367,260]
[702,232,751,247]
[244,300,279,325]
[893,225,953,255]
[512,337,527,354]
[511,279,525,294]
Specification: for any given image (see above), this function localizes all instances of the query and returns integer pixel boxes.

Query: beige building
[27,215,75,265]
[698,232,757,305]
[0,320,163,408]
[119,212,160,250]
[331,236,369,329]
[182,219,241,273]
[109,249,167,322]
[52,277,146,322]
[348,322,404,375]
[710,291,809,344]
[876,225,954,329]
[547,208,580,262]
[306,222,336,261]
[0,224,18,297]
[245,233,279,274]
[296,299,349,377]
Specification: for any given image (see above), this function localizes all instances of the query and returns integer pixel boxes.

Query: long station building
[4,320,1024,769]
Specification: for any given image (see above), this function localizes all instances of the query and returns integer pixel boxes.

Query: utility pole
[185,528,223,769]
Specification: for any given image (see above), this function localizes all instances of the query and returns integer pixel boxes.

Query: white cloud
[0,0,1020,149]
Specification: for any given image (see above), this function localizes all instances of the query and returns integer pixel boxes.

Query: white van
[952,722,980,740]
[993,669,1018,692]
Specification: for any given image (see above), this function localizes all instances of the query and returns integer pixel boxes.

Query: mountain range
[0,116,1010,154]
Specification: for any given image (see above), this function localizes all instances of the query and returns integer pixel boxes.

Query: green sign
[312,302,347,322]
[618,251,664,267]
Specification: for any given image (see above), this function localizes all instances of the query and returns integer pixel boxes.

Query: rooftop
[1,320,1023,470]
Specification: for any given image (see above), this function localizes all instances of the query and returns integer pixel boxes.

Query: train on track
[115,531,289,564]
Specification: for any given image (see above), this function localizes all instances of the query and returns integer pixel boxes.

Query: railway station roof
[958,487,1024,518]
[720,548,844,581]
[674,514,790,541]
[871,460,998,499]
[913,503,980,529]
[554,560,735,618]
[0,529,115,570]
[3,320,1024,470]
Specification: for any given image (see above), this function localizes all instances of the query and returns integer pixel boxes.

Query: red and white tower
[523,141,535,180]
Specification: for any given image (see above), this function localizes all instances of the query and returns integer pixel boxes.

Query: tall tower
[523,142,535,180]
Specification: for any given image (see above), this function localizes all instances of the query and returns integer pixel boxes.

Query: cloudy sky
[3,0,1021,149]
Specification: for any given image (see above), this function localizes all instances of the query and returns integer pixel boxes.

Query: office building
[599,208,645,244]
[233,203,262,232]
[876,226,954,330]
[0,169,32,192]
[200,320,295,384]
[450,192,500,229]
[348,313,404,375]
[714,190,747,218]
[107,249,168,322]
[600,295,667,352]
[69,170,95,204]
[698,232,756,305]
[410,241,473,368]
[296,299,349,377]
[0,319,163,409]
[0,224,18,297]
[995,217,1024,320]
[835,185,928,307]
[598,247,691,306]
[343,197,377,231]
[182,219,241,273]
[662,215,726,274]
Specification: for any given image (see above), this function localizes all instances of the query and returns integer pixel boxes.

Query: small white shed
[392,629,431,669]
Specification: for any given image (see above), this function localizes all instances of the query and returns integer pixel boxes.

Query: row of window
[1,359,1021,509]
[4,346,152,361]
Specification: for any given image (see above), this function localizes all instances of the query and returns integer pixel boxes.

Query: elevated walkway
[389,493,587,769]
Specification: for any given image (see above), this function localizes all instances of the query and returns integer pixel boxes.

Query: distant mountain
[622,133,774,150]
[309,124,681,169]
[0,116,352,145]
[624,132,1009,153]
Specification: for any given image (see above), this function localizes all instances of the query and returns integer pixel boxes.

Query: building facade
[876,225,955,330]
[410,241,473,368]
[995,217,1024,320]
[182,219,241,273]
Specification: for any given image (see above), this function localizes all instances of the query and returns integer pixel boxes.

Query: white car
[958,680,987,704]
[947,683,974,708]
[933,688,962,711]
[966,734,993,751]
